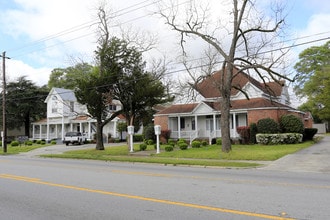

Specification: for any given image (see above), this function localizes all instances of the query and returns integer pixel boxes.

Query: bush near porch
[237,116,318,145]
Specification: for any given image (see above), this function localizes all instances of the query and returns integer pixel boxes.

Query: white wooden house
[32,88,125,142]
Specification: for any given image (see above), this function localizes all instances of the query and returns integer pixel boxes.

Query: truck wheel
[65,142,69,146]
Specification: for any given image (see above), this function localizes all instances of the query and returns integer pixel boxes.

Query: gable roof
[53,87,76,101]
[195,68,284,99]
[156,98,294,116]
[156,103,199,115]
[44,87,77,103]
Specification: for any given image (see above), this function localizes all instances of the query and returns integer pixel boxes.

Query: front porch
[167,112,247,143]
[32,117,97,141]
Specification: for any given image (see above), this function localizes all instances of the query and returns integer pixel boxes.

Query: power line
[7,0,161,58]
[3,33,329,103]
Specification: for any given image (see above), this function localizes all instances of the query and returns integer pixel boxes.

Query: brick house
[154,69,313,142]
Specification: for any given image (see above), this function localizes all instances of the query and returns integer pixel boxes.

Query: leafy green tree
[48,63,93,89]
[294,41,330,122]
[117,122,127,141]
[294,40,330,95]
[76,8,172,150]
[104,38,173,128]
[75,67,120,150]
[3,76,48,137]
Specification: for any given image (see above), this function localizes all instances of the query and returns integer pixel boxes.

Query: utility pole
[1,51,10,153]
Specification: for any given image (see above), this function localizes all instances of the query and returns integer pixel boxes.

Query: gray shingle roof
[54,88,76,101]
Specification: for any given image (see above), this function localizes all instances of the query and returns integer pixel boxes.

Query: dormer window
[108,104,117,111]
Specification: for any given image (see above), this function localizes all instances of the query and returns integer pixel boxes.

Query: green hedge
[257,118,280,134]
[280,114,304,134]
[303,128,318,141]
[256,133,303,145]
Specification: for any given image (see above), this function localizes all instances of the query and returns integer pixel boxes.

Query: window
[70,102,74,112]
[180,117,185,129]
[192,119,195,130]
[52,96,58,113]
[108,104,117,111]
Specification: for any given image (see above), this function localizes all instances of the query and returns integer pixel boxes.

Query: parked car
[63,132,87,146]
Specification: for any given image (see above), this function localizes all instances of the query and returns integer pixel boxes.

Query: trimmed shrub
[41,141,46,145]
[236,126,250,144]
[11,141,19,147]
[201,140,208,146]
[256,133,303,145]
[176,139,186,146]
[24,140,33,145]
[139,143,147,151]
[303,128,318,141]
[216,138,222,145]
[165,145,174,152]
[257,118,280,134]
[280,114,304,134]
[147,139,154,145]
[168,139,175,147]
[191,140,201,148]
[36,140,42,144]
[50,140,57,145]
[179,142,188,150]
[249,123,258,144]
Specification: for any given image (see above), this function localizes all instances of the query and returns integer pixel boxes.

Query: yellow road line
[0,173,294,220]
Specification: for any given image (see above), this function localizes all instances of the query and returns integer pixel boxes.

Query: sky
[0,0,330,105]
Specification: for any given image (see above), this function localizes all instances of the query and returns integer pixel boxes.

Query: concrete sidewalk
[260,135,330,173]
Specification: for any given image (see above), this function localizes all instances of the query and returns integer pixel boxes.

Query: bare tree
[158,0,292,152]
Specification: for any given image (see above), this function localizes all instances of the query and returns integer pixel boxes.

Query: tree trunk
[220,95,232,152]
[24,114,30,137]
[95,118,104,150]
[220,65,233,153]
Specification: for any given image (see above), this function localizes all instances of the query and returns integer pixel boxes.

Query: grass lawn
[0,144,47,155]
[156,141,314,161]
[42,140,317,168]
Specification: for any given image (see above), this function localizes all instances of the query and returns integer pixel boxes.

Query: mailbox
[127,126,134,135]
[154,125,161,135]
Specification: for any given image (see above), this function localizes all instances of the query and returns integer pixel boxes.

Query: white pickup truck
[63,132,87,146]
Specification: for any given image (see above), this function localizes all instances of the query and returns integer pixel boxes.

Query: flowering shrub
[236,126,250,144]
[256,133,303,145]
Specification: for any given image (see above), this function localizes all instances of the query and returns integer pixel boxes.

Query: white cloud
[5,59,52,86]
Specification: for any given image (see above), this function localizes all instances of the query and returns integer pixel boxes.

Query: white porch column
[178,116,181,139]
[195,115,198,133]
[55,124,58,139]
[32,124,35,139]
[88,121,91,140]
[61,116,65,140]
[70,123,73,131]
[79,122,82,132]
[113,120,117,138]
[213,114,216,133]
[232,112,237,138]
[46,118,50,141]
[39,125,42,139]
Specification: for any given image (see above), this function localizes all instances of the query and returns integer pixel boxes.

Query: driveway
[260,135,330,173]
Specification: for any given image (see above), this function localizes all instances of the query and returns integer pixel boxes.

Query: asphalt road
[1,154,330,220]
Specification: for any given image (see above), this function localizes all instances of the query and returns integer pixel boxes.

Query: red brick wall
[248,109,313,128]
[247,109,287,125]
[154,115,168,130]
